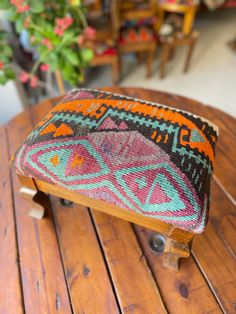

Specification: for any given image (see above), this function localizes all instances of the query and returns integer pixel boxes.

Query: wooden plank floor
[1,87,235,314]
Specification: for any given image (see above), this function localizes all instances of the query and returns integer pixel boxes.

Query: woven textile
[13,89,218,233]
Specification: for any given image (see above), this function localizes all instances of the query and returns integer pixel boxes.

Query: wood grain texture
[134,225,222,314]
[0,126,23,314]
[91,210,168,314]
[192,179,236,314]
[7,112,72,314]
[50,198,120,314]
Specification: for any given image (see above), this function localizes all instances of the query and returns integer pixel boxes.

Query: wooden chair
[159,30,199,78]
[156,3,199,78]
[115,0,158,78]
[156,2,198,36]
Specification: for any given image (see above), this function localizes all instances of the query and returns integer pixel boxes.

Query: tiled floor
[87,9,236,117]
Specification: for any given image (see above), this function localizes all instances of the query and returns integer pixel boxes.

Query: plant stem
[77,8,88,29]
[31,50,49,75]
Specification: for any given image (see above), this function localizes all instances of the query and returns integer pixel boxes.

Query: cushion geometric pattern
[13,89,218,233]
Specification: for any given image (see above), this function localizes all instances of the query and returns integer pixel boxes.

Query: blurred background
[0,0,235,123]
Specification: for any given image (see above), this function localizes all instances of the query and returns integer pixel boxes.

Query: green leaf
[0,76,8,85]
[15,18,24,33]
[30,0,44,13]
[62,49,79,66]
[6,7,19,21]
[2,45,12,57]
[0,0,11,9]
[5,67,15,79]
[80,48,93,63]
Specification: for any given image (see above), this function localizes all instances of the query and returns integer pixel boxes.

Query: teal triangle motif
[115,164,185,213]
[38,149,71,178]
[191,128,205,143]
[27,139,109,182]
[135,176,147,189]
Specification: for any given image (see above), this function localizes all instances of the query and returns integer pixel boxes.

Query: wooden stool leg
[146,49,155,78]
[20,187,47,219]
[159,42,171,79]
[18,175,49,219]
[163,237,190,271]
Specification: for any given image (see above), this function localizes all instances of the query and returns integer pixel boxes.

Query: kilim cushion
[13,89,218,233]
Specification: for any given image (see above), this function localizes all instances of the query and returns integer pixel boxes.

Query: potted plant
[0,0,94,90]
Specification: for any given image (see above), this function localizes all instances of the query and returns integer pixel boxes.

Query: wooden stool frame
[18,174,194,271]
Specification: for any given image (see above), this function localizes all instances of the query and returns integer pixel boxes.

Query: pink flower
[54,27,65,36]
[11,0,23,5]
[17,4,30,13]
[19,71,29,83]
[42,38,53,50]
[0,61,4,70]
[77,35,84,45]
[56,18,64,27]
[65,17,73,27]
[40,64,50,72]
[84,27,96,39]
[56,17,73,28]
[30,75,38,88]
[54,17,73,36]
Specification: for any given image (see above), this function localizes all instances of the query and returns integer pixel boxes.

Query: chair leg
[163,237,190,271]
[184,35,198,73]
[111,56,120,86]
[168,46,176,61]
[159,43,171,79]
[136,52,143,64]
[146,49,155,78]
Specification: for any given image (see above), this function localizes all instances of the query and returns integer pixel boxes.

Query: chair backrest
[156,3,198,35]
[114,0,157,29]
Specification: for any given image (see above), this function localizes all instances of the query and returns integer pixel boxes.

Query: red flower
[19,71,29,83]
[84,27,96,39]
[0,61,4,70]
[40,64,50,72]
[30,75,38,88]
[42,38,53,50]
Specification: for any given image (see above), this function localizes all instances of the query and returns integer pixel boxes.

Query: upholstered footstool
[12,89,218,270]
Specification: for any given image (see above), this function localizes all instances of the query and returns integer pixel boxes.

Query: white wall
[0,81,24,124]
